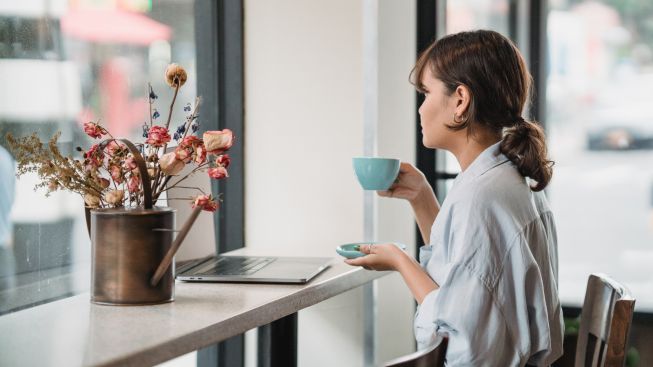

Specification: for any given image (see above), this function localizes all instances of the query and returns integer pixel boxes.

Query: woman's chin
[422,138,436,149]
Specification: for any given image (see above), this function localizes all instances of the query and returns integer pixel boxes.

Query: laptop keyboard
[191,256,275,276]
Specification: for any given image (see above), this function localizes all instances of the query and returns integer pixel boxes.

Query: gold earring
[453,113,468,124]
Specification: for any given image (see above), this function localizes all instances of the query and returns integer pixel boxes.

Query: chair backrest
[575,273,635,367]
[383,337,448,367]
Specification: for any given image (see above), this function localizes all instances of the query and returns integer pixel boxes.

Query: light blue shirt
[414,142,564,366]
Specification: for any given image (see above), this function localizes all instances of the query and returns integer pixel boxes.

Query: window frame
[194,1,245,366]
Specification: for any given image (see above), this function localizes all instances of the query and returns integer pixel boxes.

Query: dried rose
[146,126,171,147]
[123,155,137,171]
[84,194,101,208]
[180,135,201,147]
[216,154,231,168]
[203,129,234,154]
[108,164,123,184]
[127,175,140,193]
[84,144,104,168]
[98,177,110,189]
[105,141,126,156]
[84,121,105,139]
[106,190,125,206]
[175,136,202,163]
[208,166,228,179]
[165,63,187,88]
[193,194,219,212]
[159,152,185,175]
[174,146,190,163]
[194,143,207,164]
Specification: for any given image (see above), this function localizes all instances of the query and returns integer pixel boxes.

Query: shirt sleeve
[414,263,524,366]
[418,245,432,269]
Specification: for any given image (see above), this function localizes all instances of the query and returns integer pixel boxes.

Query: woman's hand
[344,243,409,271]
[377,162,431,204]
[345,243,439,303]
[377,162,440,244]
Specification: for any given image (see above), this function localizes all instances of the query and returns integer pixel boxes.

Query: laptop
[164,156,331,284]
[176,255,332,284]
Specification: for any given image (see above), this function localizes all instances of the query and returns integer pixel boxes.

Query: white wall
[245,0,416,365]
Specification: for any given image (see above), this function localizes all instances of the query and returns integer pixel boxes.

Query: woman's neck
[451,129,501,171]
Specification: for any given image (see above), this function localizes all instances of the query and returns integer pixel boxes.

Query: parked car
[587,125,653,151]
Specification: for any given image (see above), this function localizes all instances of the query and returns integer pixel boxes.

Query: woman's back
[417,143,563,366]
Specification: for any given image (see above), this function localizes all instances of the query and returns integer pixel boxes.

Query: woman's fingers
[398,162,413,172]
[377,189,393,197]
[345,257,367,267]
[344,244,374,267]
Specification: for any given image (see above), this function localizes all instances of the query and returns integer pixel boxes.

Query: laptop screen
[163,155,217,262]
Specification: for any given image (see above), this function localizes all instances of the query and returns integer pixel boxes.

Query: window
[0,0,197,315]
[546,0,653,311]
[427,0,512,200]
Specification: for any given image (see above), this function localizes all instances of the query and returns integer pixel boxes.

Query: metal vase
[90,207,176,305]
[86,138,177,306]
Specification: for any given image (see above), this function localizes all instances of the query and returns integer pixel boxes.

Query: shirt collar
[454,141,508,185]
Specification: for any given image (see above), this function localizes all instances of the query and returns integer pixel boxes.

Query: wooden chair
[575,273,635,367]
[383,337,448,367]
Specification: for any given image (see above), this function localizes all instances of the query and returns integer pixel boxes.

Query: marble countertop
[0,254,388,367]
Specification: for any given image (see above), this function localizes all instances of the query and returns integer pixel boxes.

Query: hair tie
[515,116,527,125]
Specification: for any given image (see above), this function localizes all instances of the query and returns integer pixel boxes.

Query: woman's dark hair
[410,30,553,192]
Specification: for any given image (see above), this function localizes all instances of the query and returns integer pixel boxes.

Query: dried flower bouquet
[6,64,232,212]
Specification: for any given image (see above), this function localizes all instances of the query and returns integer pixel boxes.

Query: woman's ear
[452,84,472,125]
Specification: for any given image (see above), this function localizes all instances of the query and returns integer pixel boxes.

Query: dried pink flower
[109,164,124,184]
[193,194,219,212]
[159,152,185,175]
[208,166,228,180]
[122,155,137,171]
[203,129,233,154]
[194,144,207,164]
[146,126,171,147]
[84,144,104,169]
[127,175,140,193]
[84,121,105,139]
[216,154,231,168]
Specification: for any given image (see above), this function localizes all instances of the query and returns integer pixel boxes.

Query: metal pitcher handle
[150,205,204,286]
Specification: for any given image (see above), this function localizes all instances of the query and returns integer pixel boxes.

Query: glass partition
[0,0,196,315]
[432,0,512,199]
[546,0,653,311]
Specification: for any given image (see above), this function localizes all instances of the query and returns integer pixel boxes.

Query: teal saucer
[336,242,407,259]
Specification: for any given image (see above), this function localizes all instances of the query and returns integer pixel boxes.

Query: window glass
[0,0,196,315]
[547,0,653,311]
[433,0,511,199]
[446,0,510,36]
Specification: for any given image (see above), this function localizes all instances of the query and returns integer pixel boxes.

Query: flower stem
[180,97,201,141]
[164,84,180,130]
[165,162,209,189]
[148,83,154,128]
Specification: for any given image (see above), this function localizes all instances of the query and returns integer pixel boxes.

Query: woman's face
[418,68,460,150]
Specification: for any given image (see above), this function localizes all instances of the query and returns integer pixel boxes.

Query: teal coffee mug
[352,157,400,190]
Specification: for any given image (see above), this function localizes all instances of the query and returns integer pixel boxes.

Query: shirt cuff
[418,245,433,269]
[414,288,441,350]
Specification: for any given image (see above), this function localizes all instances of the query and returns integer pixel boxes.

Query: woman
[346,30,563,366]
